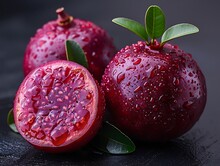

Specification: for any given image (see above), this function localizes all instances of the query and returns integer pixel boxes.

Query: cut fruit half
[14,60,105,152]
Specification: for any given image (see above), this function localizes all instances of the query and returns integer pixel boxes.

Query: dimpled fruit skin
[23,18,116,81]
[101,41,207,141]
[14,60,105,152]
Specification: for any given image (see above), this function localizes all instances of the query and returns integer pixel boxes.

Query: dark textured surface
[0,98,219,166]
[0,0,220,165]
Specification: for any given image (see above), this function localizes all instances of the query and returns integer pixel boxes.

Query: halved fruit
[14,60,105,152]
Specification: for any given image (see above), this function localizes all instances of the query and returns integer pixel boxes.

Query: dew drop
[135,104,140,110]
[150,68,157,78]
[126,66,136,71]
[72,34,80,38]
[117,72,125,84]
[82,37,90,42]
[47,32,56,39]
[144,82,148,87]
[133,58,142,65]
[92,52,96,57]
[150,97,154,103]
[173,77,180,86]
[183,100,194,109]
[134,86,142,93]
[38,40,46,46]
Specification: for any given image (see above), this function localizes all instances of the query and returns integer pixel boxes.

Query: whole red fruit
[101,41,206,141]
[14,60,105,152]
[23,7,116,81]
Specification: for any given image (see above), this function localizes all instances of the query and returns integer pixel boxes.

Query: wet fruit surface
[102,41,207,141]
[14,60,105,152]
[23,8,116,81]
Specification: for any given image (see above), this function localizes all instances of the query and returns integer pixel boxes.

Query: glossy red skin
[101,41,207,141]
[14,60,105,152]
[23,18,116,81]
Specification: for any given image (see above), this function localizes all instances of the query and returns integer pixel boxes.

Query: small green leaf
[92,121,136,154]
[161,23,199,44]
[7,109,19,133]
[65,40,88,68]
[112,17,148,41]
[145,5,165,40]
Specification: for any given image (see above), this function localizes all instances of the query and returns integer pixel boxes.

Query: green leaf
[7,109,19,133]
[145,5,165,40]
[161,23,199,44]
[112,17,148,41]
[92,121,136,154]
[65,40,88,68]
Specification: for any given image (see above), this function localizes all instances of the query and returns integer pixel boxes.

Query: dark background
[0,0,219,165]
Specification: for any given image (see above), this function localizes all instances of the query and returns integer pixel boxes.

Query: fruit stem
[149,39,163,50]
[56,7,73,26]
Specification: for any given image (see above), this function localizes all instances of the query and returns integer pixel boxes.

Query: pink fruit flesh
[14,60,105,152]
[23,9,116,81]
[102,41,206,141]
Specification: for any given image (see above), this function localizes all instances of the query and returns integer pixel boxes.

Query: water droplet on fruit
[49,51,56,55]
[82,36,90,42]
[173,77,180,86]
[134,86,142,93]
[72,34,80,38]
[144,82,148,87]
[133,58,142,65]
[150,68,157,78]
[92,52,96,57]
[117,72,125,84]
[183,100,194,109]
[112,69,117,76]
[126,66,136,71]
[119,58,126,64]
[47,31,56,39]
[135,104,140,110]
[38,40,46,46]
[150,97,154,103]
[158,95,164,101]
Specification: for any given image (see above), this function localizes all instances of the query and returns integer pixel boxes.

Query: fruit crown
[112,5,199,47]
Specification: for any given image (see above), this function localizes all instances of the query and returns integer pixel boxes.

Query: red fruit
[102,41,206,141]
[14,60,105,152]
[23,7,116,81]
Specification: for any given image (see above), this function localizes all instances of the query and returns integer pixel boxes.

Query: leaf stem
[151,39,154,45]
